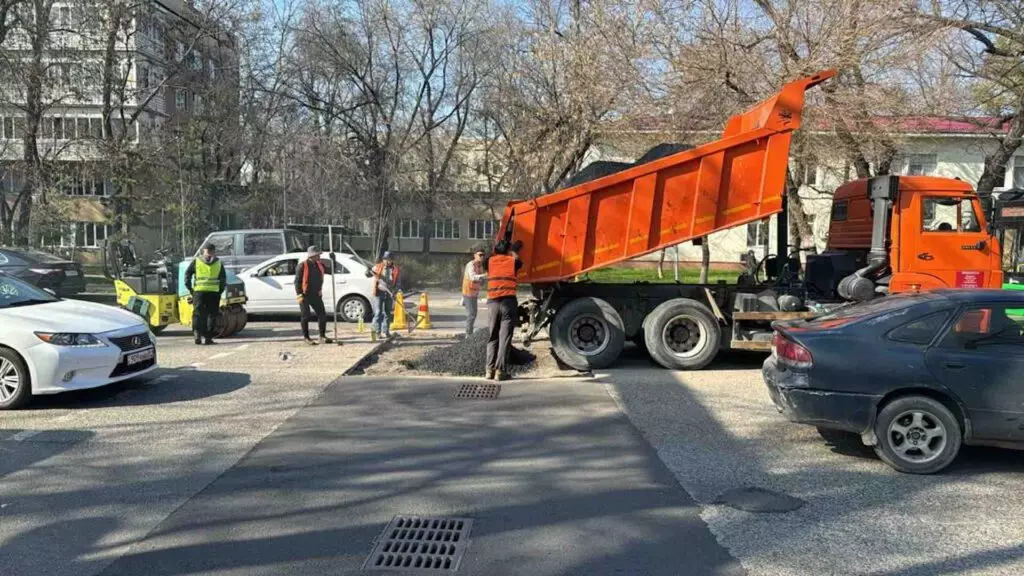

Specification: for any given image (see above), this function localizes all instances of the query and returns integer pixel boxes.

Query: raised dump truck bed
[496,71,837,371]
[498,70,835,284]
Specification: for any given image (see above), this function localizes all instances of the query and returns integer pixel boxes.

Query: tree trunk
[976,114,1024,196]
[699,238,710,283]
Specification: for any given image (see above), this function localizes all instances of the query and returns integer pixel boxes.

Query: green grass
[581,267,737,284]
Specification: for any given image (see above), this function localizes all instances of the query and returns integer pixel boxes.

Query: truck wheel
[550,297,625,370]
[644,298,721,370]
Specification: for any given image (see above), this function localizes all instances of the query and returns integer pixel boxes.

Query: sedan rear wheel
[0,349,31,410]
[873,396,961,474]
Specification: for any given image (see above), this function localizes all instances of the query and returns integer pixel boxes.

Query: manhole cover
[454,384,501,399]
[363,516,473,571]
[715,486,805,513]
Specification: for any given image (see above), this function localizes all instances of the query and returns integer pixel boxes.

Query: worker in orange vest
[372,251,401,338]
[294,246,332,345]
[460,249,488,336]
[484,240,522,380]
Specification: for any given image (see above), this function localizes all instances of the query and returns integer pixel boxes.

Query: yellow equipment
[104,240,247,336]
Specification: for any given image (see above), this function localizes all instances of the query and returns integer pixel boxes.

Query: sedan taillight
[772,331,813,369]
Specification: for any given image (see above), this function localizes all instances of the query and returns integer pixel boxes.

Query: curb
[342,340,390,376]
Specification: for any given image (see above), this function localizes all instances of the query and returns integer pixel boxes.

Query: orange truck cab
[814,175,1003,301]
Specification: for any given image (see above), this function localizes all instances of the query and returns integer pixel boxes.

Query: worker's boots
[495,371,510,381]
[484,369,495,380]
[319,336,333,345]
[193,332,202,346]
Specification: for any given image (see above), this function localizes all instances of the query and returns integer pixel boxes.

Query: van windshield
[284,231,305,252]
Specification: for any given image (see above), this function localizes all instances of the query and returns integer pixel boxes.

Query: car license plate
[65,270,78,276]
[126,348,155,365]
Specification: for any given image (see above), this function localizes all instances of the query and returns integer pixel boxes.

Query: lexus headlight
[35,333,107,347]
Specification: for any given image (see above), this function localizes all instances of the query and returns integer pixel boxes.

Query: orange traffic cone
[390,291,408,331]
[416,292,432,329]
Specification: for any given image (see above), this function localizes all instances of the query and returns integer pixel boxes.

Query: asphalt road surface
[3,318,1022,576]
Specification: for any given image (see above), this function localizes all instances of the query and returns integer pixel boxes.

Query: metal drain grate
[453,384,501,400]
[363,516,473,571]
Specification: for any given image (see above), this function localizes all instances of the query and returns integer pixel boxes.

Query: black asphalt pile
[409,329,536,376]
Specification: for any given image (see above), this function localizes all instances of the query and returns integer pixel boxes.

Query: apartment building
[0,0,238,262]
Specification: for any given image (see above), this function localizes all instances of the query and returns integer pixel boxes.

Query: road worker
[295,246,332,345]
[484,240,522,380]
[460,249,487,336]
[184,243,226,346]
[372,251,401,339]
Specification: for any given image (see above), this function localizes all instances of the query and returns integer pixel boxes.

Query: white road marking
[187,362,205,369]
[236,344,251,350]
[10,430,42,442]
[208,352,232,360]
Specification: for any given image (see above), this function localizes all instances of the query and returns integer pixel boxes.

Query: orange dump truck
[497,70,1006,371]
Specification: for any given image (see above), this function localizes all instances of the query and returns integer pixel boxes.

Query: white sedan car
[0,273,157,410]
[237,252,376,322]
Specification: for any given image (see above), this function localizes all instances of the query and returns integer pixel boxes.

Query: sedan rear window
[887,311,951,345]
[808,295,932,325]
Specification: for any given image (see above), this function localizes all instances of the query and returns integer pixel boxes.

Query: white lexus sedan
[237,252,376,322]
[0,272,157,410]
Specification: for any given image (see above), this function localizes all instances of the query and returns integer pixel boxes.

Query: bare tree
[908,1,1024,195]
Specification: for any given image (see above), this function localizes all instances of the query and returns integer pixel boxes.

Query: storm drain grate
[453,384,501,400]
[363,516,473,571]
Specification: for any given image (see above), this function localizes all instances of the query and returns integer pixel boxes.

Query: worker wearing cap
[372,251,401,338]
[461,249,488,335]
[295,246,332,345]
[184,243,226,345]
[484,240,522,380]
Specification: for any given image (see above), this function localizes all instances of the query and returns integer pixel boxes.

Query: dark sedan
[0,248,86,296]
[763,289,1024,474]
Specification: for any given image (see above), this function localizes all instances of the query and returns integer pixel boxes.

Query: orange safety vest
[462,261,483,297]
[301,259,325,295]
[487,255,517,300]
[372,262,400,296]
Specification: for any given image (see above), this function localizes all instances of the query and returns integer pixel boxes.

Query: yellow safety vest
[194,259,222,293]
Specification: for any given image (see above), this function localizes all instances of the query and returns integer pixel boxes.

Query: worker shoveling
[403,329,536,377]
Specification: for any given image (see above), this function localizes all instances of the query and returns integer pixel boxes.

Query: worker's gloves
[296,295,304,303]
[186,294,194,305]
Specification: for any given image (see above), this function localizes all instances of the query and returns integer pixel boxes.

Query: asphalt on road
[602,347,1024,576]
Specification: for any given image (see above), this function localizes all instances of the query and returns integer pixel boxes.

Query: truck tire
[643,298,721,370]
[550,297,625,370]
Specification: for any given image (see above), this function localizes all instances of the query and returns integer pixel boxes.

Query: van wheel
[643,298,720,370]
[550,297,625,370]
[0,348,31,410]
[338,295,372,323]
[873,396,961,474]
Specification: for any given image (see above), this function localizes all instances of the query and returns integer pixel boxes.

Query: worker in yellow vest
[184,243,226,345]
[460,249,487,336]
[484,240,522,380]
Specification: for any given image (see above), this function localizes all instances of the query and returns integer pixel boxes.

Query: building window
[175,89,187,111]
[468,219,498,239]
[61,166,108,197]
[75,222,110,247]
[431,219,460,239]
[208,60,216,79]
[43,222,110,248]
[1,117,15,139]
[394,219,421,238]
[188,49,202,71]
[1013,157,1024,188]
[138,64,149,89]
[347,219,371,237]
[56,6,71,28]
[903,154,937,176]
[746,220,769,247]
[175,41,185,62]
[193,94,203,114]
